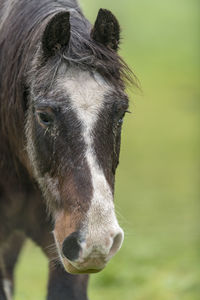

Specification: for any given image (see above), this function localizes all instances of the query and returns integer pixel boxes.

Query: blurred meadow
[15,0,199,299]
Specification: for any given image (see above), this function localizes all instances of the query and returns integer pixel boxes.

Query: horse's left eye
[37,111,53,126]
[118,118,124,126]
[117,112,126,126]
[117,110,131,127]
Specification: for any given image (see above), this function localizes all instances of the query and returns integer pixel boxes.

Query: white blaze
[59,69,122,252]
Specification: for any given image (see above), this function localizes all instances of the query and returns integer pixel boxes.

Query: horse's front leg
[47,262,89,300]
[2,231,25,298]
[0,230,25,300]
[0,270,7,300]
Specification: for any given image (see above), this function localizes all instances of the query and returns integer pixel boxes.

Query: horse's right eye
[36,112,53,126]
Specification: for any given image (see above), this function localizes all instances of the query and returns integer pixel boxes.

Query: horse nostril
[108,231,124,258]
[62,231,81,261]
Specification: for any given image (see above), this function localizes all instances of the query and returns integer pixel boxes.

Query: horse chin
[63,259,104,274]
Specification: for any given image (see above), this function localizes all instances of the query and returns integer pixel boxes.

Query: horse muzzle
[54,227,124,274]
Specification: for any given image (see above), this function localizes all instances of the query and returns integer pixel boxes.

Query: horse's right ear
[42,11,70,58]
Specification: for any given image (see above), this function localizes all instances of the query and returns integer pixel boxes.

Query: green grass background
[15,0,200,299]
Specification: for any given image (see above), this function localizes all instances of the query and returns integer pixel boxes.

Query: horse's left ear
[42,11,70,58]
[91,9,120,51]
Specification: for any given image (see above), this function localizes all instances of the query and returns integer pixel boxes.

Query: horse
[0,0,133,299]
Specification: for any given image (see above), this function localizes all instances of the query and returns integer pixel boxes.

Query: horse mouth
[62,258,105,274]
